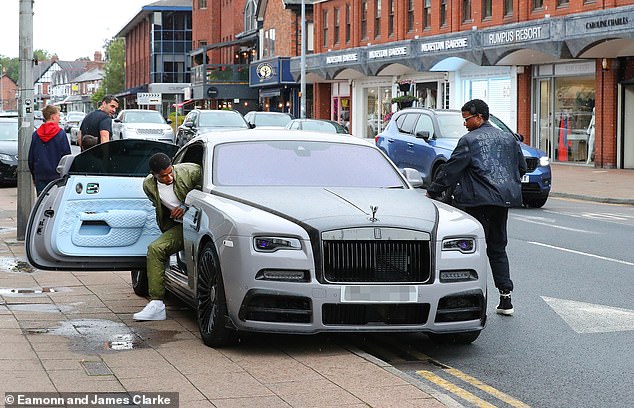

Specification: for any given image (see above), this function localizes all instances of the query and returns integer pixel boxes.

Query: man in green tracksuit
[133,153,202,321]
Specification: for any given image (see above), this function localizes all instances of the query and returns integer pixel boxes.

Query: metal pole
[300,0,306,119]
[17,0,35,240]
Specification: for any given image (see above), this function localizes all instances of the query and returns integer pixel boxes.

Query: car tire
[429,330,481,345]
[131,269,148,297]
[523,194,548,208]
[196,242,237,348]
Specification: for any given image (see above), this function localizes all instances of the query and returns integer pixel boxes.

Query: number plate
[341,285,418,303]
[521,174,530,183]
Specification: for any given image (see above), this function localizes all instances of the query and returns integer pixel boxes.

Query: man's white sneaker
[133,300,166,321]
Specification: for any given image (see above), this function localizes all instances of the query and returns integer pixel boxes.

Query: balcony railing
[192,64,249,85]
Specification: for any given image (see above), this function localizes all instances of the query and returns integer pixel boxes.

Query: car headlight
[539,156,550,167]
[254,236,302,252]
[442,238,476,254]
[0,153,15,162]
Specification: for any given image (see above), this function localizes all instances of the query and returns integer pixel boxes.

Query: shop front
[249,57,300,117]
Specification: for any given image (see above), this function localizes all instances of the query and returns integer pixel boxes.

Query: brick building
[0,72,17,112]
[292,0,634,169]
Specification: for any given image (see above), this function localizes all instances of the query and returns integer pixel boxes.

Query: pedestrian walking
[28,105,71,195]
[426,99,527,315]
[133,153,202,321]
[78,95,118,150]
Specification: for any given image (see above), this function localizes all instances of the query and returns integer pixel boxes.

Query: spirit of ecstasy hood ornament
[369,205,379,222]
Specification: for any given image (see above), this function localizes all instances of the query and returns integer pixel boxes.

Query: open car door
[26,139,179,270]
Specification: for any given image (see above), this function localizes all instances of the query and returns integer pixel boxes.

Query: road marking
[528,241,634,267]
[512,216,594,233]
[417,370,498,408]
[542,296,634,334]
[544,209,634,223]
[444,368,531,408]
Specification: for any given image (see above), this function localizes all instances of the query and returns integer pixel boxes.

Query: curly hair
[461,99,490,120]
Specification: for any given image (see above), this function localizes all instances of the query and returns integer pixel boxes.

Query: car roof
[194,128,371,146]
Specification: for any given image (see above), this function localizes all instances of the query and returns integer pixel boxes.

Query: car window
[437,114,468,139]
[124,111,165,124]
[174,142,205,167]
[253,113,293,127]
[69,139,178,176]
[302,120,334,133]
[488,114,512,133]
[213,141,405,188]
[0,119,18,141]
[186,111,198,126]
[397,113,420,135]
[199,111,248,128]
[413,114,434,138]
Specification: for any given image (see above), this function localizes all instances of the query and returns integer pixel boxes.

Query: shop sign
[568,11,634,34]
[482,23,549,47]
[420,37,469,53]
[326,53,358,64]
[368,46,408,59]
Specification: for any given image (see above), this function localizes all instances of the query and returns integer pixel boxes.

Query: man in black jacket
[427,99,527,316]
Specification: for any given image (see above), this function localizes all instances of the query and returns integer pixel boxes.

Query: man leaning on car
[133,153,202,321]
[426,99,527,316]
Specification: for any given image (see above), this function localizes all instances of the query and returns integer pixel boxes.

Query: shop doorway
[622,85,634,168]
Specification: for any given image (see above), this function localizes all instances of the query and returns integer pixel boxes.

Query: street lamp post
[300,0,306,119]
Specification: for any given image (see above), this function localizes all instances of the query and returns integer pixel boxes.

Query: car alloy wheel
[196,242,237,347]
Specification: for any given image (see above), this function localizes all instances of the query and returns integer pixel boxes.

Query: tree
[33,49,51,61]
[0,56,20,83]
[101,38,125,95]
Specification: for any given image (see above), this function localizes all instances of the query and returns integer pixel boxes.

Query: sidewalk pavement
[0,163,631,407]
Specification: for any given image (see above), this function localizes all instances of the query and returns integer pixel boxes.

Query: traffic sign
[137,92,162,105]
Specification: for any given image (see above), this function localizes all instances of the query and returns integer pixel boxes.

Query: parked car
[285,118,349,134]
[63,111,86,135]
[33,110,44,129]
[175,109,250,147]
[112,109,174,144]
[0,117,18,185]
[26,131,488,347]
[376,108,552,208]
[244,111,293,128]
[69,124,81,145]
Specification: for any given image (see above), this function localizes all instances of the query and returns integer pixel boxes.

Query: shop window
[553,76,595,163]
[365,86,392,139]
[415,82,438,109]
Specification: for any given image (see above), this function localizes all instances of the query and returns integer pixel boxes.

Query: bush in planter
[391,95,418,108]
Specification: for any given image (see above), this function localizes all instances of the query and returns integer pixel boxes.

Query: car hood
[213,186,437,232]
[519,142,546,158]
[0,140,18,156]
[122,123,170,130]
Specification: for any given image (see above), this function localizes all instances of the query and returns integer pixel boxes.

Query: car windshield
[68,139,178,176]
[199,111,248,128]
[436,113,470,139]
[301,120,337,133]
[124,111,166,124]
[213,140,406,187]
[66,113,85,121]
[0,120,18,141]
[254,114,292,127]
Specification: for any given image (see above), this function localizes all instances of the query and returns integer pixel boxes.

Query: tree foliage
[33,49,51,61]
[101,38,125,95]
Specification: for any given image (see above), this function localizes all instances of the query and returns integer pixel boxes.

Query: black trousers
[464,205,514,292]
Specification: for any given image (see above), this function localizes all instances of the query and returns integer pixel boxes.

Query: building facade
[292,0,634,169]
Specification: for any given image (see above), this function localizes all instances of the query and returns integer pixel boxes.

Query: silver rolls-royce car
[26,130,488,347]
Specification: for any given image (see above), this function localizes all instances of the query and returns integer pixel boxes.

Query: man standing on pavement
[426,99,527,315]
[133,153,201,321]
[28,105,71,195]
[78,95,118,150]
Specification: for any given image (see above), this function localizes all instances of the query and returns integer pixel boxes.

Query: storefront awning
[171,99,195,108]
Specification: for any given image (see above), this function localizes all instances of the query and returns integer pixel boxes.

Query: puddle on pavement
[8,303,74,313]
[0,257,35,273]
[42,319,179,354]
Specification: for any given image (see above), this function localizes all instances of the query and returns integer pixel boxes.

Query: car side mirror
[184,122,193,128]
[248,122,256,128]
[113,118,121,123]
[514,133,524,142]
[415,130,431,141]
[401,168,424,188]
[166,119,172,124]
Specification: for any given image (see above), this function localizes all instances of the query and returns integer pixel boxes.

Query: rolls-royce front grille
[322,240,431,283]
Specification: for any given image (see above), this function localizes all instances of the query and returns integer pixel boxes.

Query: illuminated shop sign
[326,53,359,64]
[420,37,469,53]
[368,46,408,59]
[482,24,549,46]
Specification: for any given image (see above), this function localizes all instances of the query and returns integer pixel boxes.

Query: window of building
[374,0,381,39]
[482,0,492,18]
[423,0,431,29]
[407,0,415,32]
[346,4,351,43]
[244,0,257,32]
[199,0,207,9]
[557,0,569,6]
[532,0,543,9]
[263,29,275,58]
[323,10,329,47]
[388,0,395,36]
[440,0,448,26]
[361,1,368,39]
[504,0,513,16]
[462,0,472,22]
[334,8,340,44]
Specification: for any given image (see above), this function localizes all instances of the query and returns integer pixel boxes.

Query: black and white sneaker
[496,291,514,315]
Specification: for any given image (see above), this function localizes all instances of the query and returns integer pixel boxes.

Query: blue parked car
[375,108,551,208]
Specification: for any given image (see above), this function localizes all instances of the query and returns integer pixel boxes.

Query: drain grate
[81,360,113,376]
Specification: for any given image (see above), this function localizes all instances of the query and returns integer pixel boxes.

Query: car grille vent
[322,240,431,283]
[322,303,430,325]
[137,129,163,135]
[525,157,538,172]
[241,294,312,324]
[435,293,484,323]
